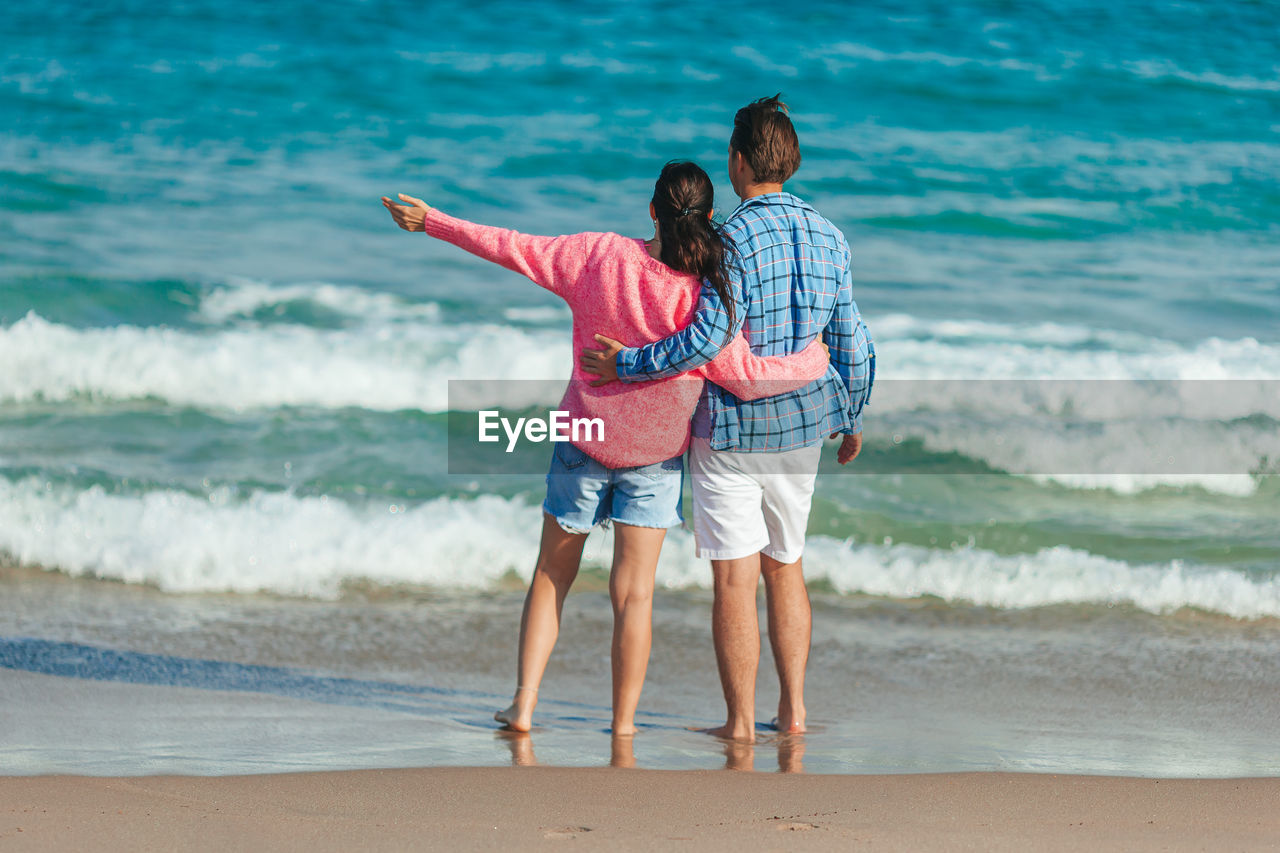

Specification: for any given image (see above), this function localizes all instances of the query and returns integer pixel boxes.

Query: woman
[381,161,826,735]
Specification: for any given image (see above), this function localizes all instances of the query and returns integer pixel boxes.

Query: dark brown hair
[729,94,801,184]
[651,160,737,339]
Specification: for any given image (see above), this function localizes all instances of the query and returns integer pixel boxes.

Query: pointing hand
[380,193,430,232]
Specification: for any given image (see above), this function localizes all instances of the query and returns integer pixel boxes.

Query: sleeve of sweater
[698,333,830,401]
[421,207,594,299]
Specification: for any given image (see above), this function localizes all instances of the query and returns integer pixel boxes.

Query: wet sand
[3,767,1277,852]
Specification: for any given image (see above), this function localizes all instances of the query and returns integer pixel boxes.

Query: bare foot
[771,713,807,734]
[700,723,756,744]
[772,700,807,733]
[494,687,537,732]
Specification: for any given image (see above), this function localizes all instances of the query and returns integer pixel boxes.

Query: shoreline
[3,768,1278,852]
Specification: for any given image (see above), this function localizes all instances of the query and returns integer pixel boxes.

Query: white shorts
[688,437,822,563]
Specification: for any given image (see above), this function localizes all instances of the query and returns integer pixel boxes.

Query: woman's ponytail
[651,161,738,341]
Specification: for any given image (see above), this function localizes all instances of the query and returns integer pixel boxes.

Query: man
[581,95,874,742]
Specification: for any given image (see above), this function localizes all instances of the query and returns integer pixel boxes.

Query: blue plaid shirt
[616,192,874,452]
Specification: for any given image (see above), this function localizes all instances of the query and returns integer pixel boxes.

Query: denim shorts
[543,441,684,533]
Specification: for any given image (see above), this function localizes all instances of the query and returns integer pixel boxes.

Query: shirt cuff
[845,411,863,435]
[615,347,640,383]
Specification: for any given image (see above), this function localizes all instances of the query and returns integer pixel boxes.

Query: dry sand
[2,767,1277,852]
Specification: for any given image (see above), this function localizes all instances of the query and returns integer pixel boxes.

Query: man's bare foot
[494,687,537,732]
[700,723,756,744]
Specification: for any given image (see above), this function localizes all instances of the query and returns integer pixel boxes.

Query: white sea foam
[1123,60,1280,93]
[0,311,568,411]
[812,44,1280,95]
[395,50,546,74]
[2,478,1275,618]
[197,278,442,325]
[501,305,571,324]
[729,46,799,78]
[816,42,1049,78]
[4,282,1278,496]
[5,303,1279,413]
[0,478,540,597]
[1025,473,1259,497]
[865,315,1280,495]
[902,416,1274,496]
[849,192,1125,225]
[803,537,1280,621]
[876,313,1280,382]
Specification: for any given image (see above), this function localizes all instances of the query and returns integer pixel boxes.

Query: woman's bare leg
[494,513,588,732]
[608,522,667,735]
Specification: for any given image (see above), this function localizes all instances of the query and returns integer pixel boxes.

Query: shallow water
[3,567,1276,776]
[2,0,1278,776]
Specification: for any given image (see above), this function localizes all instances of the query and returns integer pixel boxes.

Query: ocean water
[2,0,1279,776]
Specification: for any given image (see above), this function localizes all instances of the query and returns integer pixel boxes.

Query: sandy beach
[5,3,1280,853]
[3,768,1278,852]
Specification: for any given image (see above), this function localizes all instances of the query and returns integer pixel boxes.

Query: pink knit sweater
[423,208,828,467]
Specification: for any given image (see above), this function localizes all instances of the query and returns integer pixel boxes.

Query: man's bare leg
[608,522,666,736]
[494,513,588,732]
[761,553,810,733]
[705,554,762,742]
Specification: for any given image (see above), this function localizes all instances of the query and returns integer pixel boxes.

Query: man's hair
[729,94,801,184]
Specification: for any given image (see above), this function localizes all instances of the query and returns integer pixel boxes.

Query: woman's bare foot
[774,718,807,734]
[494,686,537,732]
[773,701,806,734]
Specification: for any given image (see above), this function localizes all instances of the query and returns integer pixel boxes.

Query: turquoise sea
[2,0,1278,776]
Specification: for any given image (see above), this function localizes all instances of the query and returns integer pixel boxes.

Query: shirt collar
[729,191,813,217]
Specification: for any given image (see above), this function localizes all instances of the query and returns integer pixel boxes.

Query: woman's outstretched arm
[382,193,593,299]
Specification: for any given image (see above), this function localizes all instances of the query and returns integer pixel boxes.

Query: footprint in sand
[542,826,593,840]
[775,821,820,832]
